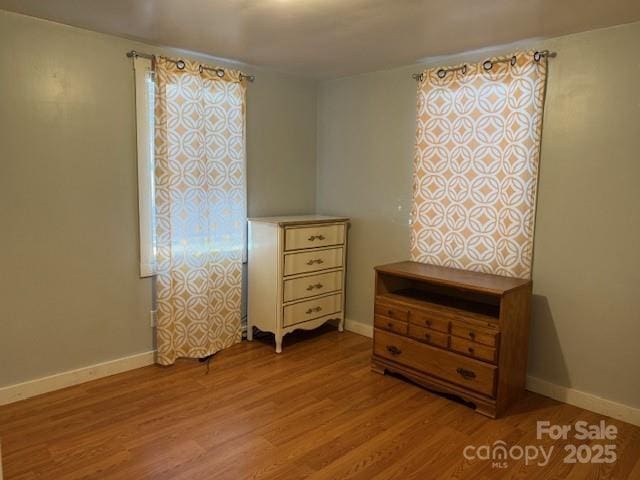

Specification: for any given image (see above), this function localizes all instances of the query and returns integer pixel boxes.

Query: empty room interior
[1,1,640,478]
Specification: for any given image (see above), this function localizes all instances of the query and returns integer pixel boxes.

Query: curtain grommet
[176,59,186,70]
[510,55,517,66]
[461,65,467,75]
[437,69,446,79]
[483,60,492,71]
[533,51,542,62]
[217,68,225,78]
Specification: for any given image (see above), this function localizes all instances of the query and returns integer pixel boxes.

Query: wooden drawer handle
[306,283,323,291]
[307,235,326,241]
[305,306,322,314]
[456,367,476,380]
[386,345,402,356]
[306,259,324,265]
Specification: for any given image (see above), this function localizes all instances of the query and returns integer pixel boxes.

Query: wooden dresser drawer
[374,301,409,322]
[374,329,496,397]
[374,315,408,335]
[285,224,345,251]
[283,293,342,327]
[450,322,499,347]
[284,247,343,276]
[283,270,343,303]
[408,324,449,348]
[450,336,497,364]
[409,309,450,333]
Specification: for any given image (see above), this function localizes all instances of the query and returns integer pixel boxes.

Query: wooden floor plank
[1,326,638,479]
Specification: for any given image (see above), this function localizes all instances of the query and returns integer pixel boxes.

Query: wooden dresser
[372,261,531,418]
[247,215,349,353]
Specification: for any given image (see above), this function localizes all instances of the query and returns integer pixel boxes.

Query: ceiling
[1,0,640,78]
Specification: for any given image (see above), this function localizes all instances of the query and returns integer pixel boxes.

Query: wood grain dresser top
[375,261,531,295]
[248,215,349,226]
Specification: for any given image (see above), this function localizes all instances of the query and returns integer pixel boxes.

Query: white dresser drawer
[283,247,343,276]
[285,224,345,251]
[283,293,342,327]
[283,270,343,303]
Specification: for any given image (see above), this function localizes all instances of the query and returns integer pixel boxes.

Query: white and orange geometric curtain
[154,57,246,365]
[411,51,548,279]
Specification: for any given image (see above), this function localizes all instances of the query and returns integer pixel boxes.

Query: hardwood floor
[1,326,639,479]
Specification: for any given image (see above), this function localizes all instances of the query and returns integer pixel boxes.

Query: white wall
[0,10,317,387]
[317,22,640,414]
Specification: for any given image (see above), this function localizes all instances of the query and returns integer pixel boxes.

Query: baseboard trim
[0,351,156,406]
[344,318,373,338]
[2,338,637,427]
[526,375,640,426]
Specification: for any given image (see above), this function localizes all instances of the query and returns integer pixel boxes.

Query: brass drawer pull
[306,283,323,291]
[456,367,476,380]
[306,259,324,265]
[386,345,402,356]
[307,235,326,241]
[305,306,322,314]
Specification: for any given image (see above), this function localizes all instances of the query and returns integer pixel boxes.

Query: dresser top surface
[248,215,349,226]
[375,261,531,296]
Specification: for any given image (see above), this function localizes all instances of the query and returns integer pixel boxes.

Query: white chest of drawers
[247,215,349,352]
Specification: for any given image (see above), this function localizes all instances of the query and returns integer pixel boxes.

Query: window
[133,56,156,277]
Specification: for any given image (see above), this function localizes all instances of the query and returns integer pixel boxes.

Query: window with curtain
[410,51,548,279]
[132,55,248,366]
[154,57,247,365]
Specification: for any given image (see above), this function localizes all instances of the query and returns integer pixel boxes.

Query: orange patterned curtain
[411,51,548,279]
[154,57,246,365]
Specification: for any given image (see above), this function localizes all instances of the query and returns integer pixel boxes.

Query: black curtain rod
[411,50,556,81]
[126,50,256,83]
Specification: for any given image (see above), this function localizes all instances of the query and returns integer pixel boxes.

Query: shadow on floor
[248,321,343,350]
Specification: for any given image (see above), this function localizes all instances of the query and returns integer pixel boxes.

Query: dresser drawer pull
[307,234,326,241]
[386,345,402,356]
[456,367,476,380]
[468,332,476,340]
[468,347,475,354]
[425,320,432,327]
[387,322,394,329]
[306,259,325,265]
[306,283,323,291]
[305,306,322,314]
[424,333,431,341]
